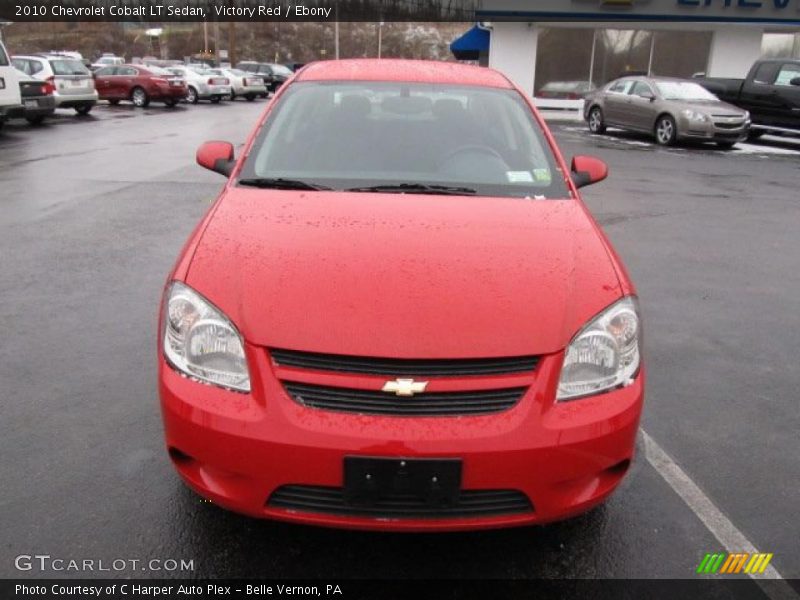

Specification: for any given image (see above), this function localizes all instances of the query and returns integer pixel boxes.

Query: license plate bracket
[344,456,462,507]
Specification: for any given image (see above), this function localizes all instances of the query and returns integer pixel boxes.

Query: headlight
[162,281,251,392]
[682,109,709,123]
[557,296,641,401]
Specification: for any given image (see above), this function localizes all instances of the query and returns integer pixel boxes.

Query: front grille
[284,382,526,416]
[714,121,745,130]
[270,348,540,377]
[268,485,533,518]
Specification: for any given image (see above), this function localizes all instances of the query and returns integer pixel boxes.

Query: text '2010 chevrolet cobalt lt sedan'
[159,59,644,531]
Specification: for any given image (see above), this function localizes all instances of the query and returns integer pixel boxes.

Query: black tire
[655,115,677,146]
[75,105,93,116]
[108,99,120,106]
[131,87,150,108]
[229,91,237,101]
[186,87,199,104]
[587,106,606,134]
[747,130,765,141]
[25,115,46,125]
[164,99,177,108]
[210,97,221,104]
[245,94,256,102]
[716,141,736,150]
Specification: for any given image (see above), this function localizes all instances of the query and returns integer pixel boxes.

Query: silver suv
[12,53,98,115]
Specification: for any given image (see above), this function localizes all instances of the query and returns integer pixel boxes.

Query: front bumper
[160,346,644,531]
[678,116,750,143]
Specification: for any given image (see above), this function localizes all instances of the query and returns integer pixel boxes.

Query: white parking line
[641,430,798,599]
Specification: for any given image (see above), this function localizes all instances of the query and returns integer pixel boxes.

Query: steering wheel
[438,145,505,168]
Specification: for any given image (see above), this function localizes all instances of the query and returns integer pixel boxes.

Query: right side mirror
[789,77,800,87]
[571,155,608,189]
[196,141,235,177]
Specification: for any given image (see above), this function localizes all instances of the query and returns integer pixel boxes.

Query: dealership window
[534,27,714,95]
[761,33,800,59]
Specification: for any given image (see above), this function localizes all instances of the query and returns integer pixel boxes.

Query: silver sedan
[584,76,751,148]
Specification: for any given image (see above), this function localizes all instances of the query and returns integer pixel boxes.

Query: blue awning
[450,25,490,61]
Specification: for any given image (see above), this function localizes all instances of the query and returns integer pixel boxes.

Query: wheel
[108,99,120,106]
[245,94,256,102]
[186,87,199,104]
[164,99,177,108]
[131,87,150,108]
[747,130,765,141]
[588,106,606,134]
[229,91,237,101]
[75,105,92,116]
[210,96,221,104]
[25,115,46,125]
[716,141,736,150]
[655,115,677,146]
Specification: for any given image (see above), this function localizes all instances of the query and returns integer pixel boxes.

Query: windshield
[240,81,569,199]
[51,59,90,76]
[654,81,718,101]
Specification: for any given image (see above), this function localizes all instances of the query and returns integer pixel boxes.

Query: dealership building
[452,0,800,105]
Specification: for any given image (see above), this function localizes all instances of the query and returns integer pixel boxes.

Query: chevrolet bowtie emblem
[382,378,428,397]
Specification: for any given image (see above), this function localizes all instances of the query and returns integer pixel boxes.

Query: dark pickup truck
[696,59,800,139]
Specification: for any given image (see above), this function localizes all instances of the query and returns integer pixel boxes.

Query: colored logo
[697,552,774,574]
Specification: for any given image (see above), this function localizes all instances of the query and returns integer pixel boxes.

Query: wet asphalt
[0,101,798,581]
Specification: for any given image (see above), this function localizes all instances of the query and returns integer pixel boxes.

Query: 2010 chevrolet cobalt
[159,59,644,531]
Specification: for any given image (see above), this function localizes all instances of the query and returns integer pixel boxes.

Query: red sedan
[159,59,644,531]
[94,64,186,108]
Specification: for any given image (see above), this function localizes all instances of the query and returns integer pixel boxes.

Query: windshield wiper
[346,183,477,195]
[238,178,332,191]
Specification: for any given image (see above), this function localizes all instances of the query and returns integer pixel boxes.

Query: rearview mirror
[571,155,608,189]
[196,141,235,177]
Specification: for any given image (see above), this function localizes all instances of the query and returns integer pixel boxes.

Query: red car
[94,64,186,108]
[159,59,644,531]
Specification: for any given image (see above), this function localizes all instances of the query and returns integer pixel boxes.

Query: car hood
[186,189,624,357]
[674,99,745,117]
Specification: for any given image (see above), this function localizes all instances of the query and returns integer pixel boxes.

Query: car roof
[296,59,513,88]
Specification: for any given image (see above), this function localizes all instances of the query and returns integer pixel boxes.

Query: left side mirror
[790,77,800,87]
[196,141,235,177]
[571,155,608,189]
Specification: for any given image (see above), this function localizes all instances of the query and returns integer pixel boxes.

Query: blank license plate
[24,100,38,108]
[344,456,462,507]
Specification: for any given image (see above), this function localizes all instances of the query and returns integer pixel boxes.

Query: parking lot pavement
[1,104,798,582]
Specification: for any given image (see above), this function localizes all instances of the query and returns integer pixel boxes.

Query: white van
[0,38,22,130]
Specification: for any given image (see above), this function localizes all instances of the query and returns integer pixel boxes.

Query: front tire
[717,141,736,150]
[164,99,177,108]
[210,96,221,104]
[655,115,677,146]
[75,105,92,116]
[588,106,606,134]
[245,94,256,102]
[131,87,150,108]
[108,99,120,106]
[25,115,46,125]
[186,87,199,104]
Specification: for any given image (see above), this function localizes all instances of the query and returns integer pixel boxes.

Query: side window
[30,60,43,75]
[630,81,654,97]
[119,67,137,76]
[608,80,633,95]
[752,63,778,85]
[775,64,800,87]
[96,67,116,76]
[12,58,30,74]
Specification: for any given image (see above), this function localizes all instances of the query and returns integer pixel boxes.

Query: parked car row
[0,44,285,130]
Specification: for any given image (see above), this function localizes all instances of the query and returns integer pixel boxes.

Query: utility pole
[203,21,209,55]
[334,0,339,59]
[377,21,384,58]
[228,22,236,66]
